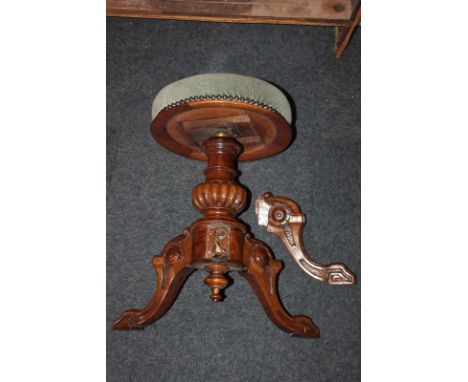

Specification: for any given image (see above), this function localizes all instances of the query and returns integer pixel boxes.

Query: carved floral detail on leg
[112,229,194,330]
[240,234,320,338]
[256,192,357,285]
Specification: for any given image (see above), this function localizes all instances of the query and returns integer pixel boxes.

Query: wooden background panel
[107,0,353,26]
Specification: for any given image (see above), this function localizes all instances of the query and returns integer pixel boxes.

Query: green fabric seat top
[152,73,292,123]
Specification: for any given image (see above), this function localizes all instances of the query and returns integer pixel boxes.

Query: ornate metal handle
[255,192,356,285]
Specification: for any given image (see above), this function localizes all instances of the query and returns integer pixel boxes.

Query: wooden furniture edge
[106,11,352,27]
[335,1,361,58]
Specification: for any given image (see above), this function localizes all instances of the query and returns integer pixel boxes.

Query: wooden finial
[204,264,229,302]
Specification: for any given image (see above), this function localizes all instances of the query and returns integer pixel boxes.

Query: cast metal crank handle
[255,192,357,285]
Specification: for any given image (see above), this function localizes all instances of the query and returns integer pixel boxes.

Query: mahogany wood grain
[112,230,195,329]
[151,101,292,162]
[241,235,320,337]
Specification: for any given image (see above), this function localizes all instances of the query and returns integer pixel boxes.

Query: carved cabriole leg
[240,235,320,338]
[112,229,194,330]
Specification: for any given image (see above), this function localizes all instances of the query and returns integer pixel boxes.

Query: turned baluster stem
[202,136,241,182]
[192,137,247,219]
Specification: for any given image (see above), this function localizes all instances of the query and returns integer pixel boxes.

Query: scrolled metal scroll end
[255,192,357,285]
[327,263,356,285]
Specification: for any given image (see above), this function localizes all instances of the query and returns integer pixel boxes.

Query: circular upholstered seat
[151,73,293,161]
[152,73,292,123]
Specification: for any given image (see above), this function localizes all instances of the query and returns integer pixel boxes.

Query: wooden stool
[112,73,355,337]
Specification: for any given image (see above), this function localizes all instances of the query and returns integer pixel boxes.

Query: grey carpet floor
[107,17,360,382]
